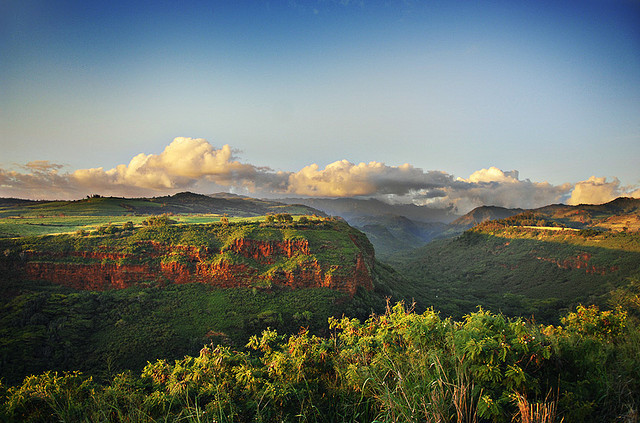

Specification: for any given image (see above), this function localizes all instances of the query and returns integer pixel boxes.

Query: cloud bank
[567,176,640,206]
[1,137,637,213]
[71,138,276,192]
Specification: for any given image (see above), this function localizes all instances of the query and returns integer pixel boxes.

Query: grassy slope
[0,192,322,220]
[388,226,640,322]
[0,192,281,234]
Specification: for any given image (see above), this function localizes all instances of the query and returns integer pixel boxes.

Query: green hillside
[389,199,640,322]
[0,192,324,238]
[0,216,395,385]
[0,192,321,219]
[0,277,363,386]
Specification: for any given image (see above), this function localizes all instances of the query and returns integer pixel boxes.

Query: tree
[275,213,293,224]
[142,214,176,227]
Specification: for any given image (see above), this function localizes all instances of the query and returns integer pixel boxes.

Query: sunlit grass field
[0,214,270,238]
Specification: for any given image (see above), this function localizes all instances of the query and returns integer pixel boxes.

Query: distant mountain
[0,192,324,218]
[439,198,640,238]
[440,206,526,238]
[277,197,458,223]
[530,197,640,231]
[275,197,459,257]
[449,205,525,229]
[348,214,447,259]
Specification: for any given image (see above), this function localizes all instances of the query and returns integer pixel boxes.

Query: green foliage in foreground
[0,277,385,387]
[1,302,638,423]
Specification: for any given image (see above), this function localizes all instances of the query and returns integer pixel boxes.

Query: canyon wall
[16,237,374,295]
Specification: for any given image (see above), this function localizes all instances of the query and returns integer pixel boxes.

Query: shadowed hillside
[348,214,446,259]
[389,198,640,322]
[278,197,458,223]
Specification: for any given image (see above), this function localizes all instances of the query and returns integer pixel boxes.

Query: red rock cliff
[19,237,374,295]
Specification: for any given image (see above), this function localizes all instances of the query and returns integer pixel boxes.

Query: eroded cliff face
[535,253,618,275]
[17,236,374,295]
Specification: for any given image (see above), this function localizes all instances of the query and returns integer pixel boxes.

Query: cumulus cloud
[407,167,573,213]
[567,176,640,205]
[0,137,635,213]
[71,138,262,191]
[464,167,520,184]
[0,162,79,199]
[286,160,454,197]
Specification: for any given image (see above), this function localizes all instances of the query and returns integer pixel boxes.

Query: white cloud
[567,176,640,205]
[416,167,572,213]
[286,160,453,197]
[463,167,520,184]
[0,163,79,199]
[71,138,259,190]
[0,137,635,214]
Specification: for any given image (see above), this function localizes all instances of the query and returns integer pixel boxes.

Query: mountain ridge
[0,191,324,218]
[388,197,640,321]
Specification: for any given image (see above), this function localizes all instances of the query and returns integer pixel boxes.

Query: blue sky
[1,0,639,209]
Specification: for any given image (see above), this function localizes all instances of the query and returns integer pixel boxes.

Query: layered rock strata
[18,238,374,295]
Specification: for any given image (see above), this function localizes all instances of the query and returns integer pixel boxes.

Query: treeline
[1,301,638,422]
[0,280,371,387]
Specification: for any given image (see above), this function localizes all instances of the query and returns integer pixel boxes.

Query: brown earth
[535,252,618,275]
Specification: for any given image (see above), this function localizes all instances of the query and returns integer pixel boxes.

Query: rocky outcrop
[18,236,374,295]
[226,238,311,264]
[535,253,618,275]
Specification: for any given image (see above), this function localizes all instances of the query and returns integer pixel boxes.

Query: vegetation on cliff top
[0,216,373,281]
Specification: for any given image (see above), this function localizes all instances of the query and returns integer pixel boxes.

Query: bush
[3,371,95,422]
[142,214,176,227]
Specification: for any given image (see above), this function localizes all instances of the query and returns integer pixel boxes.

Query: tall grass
[515,392,559,423]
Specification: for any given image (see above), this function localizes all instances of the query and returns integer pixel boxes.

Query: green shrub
[3,371,95,422]
[1,302,638,422]
[142,214,176,227]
